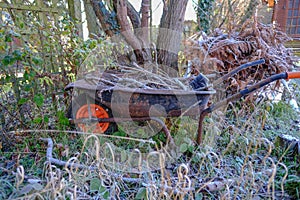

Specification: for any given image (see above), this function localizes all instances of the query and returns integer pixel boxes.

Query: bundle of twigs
[184,18,298,96]
[85,62,209,91]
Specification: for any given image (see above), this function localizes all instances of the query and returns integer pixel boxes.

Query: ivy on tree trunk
[196,0,215,34]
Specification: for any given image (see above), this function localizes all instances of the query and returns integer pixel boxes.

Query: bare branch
[115,0,151,63]
[90,0,118,37]
[40,138,141,183]
[117,0,141,49]
[140,0,150,43]
[126,0,141,29]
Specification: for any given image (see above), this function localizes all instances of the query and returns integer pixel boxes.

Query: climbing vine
[195,0,215,33]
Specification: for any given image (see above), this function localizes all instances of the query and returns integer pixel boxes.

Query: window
[286,0,300,35]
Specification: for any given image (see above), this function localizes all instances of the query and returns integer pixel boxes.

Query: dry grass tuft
[3,102,296,199]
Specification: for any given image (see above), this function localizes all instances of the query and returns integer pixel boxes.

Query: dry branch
[116,0,141,50]
[126,1,141,29]
[40,137,141,183]
[84,63,202,91]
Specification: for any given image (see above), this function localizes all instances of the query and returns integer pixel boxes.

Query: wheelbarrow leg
[197,110,210,145]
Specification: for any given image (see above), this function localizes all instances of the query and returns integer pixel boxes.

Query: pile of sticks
[184,18,298,96]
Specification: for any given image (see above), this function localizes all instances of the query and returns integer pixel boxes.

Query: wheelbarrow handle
[197,71,300,144]
[213,59,265,86]
[204,71,300,114]
[287,71,300,79]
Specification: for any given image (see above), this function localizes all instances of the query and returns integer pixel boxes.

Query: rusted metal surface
[66,77,215,118]
[98,88,212,118]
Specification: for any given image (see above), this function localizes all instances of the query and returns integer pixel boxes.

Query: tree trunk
[157,0,188,74]
[90,0,188,70]
[83,0,102,37]
[140,0,150,44]
[90,0,119,37]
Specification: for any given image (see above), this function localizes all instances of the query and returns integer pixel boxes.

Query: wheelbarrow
[65,59,300,144]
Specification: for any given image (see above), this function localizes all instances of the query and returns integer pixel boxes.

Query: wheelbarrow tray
[66,79,216,118]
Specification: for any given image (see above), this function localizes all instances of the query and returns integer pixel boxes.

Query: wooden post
[0,9,2,24]
[10,0,24,28]
[67,0,83,38]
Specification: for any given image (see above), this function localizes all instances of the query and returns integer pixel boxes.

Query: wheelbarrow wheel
[67,94,117,134]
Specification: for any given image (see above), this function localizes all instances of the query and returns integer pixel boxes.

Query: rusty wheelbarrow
[65,59,300,144]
